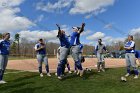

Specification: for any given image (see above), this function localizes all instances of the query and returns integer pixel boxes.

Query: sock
[45,65,49,73]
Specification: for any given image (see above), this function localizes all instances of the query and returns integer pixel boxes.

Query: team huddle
[0,23,140,83]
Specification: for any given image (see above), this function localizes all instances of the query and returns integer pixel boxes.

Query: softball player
[35,39,51,77]
[135,50,140,73]
[74,43,83,74]
[124,35,138,79]
[135,50,140,67]
[95,39,107,72]
[56,47,72,76]
[56,24,70,79]
[0,33,11,84]
[70,23,85,77]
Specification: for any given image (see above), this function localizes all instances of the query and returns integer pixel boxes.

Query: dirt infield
[7,58,126,73]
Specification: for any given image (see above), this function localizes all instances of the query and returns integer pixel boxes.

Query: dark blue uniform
[70,31,83,70]
[57,34,70,77]
[0,39,11,81]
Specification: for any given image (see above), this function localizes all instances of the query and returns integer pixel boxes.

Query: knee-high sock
[45,65,49,73]
[62,64,65,75]
[97,62,101,70]
[0,69,4,80]
[75,61,83,70]
[127,66,131,74]
[67,63,71,71]
[133,67,139,75]
[39,66,42,73]
[57,60,66,76]
[75,63,77,71]
[101,62,105,69]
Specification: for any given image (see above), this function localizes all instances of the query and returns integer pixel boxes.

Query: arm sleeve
[0,40,3,46]
[124,42,128,48]
[79,28,84,33]
[95,45,98,51]
[34,44,38,50]
[130,41,135,48]
[0,41,3,48]
[103,45,107,51]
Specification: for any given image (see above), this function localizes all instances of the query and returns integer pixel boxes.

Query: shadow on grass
[11,74,38,82]
[10,87,43,93]
[0,82,34,91]
[0,73,39,91]
[61,69,104,80]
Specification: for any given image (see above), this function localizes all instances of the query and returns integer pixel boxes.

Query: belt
[61,46,69,48]
[72,44,79,46]
[126,52,135,53]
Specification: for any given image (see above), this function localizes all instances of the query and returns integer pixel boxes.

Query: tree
[10,41,17,55]
[0,33,2,39]
[14,33,20,55]
[134,33,140,50]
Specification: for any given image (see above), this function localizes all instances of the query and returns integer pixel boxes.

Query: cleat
[68,71,72,74]
[40,73,44,77]
[125,73,130,77]
[134,75,139,79]
[58,76,62,80]
[0,80,7,84]
[101,69,105,72]
[47,73,51,77]
[55,73,57,76]
[80,70,84,77]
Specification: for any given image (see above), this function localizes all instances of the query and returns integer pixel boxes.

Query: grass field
[0,68,140,93]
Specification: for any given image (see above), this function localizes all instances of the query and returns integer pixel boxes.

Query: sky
[0,0,140,45]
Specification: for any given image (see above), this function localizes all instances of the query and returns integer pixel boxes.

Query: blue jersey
[0,39,11,55]
[35,43,46,55]
[70,32,80,46]
[59,34,70,48]
[124,41,135,53]
[135,50,140,58]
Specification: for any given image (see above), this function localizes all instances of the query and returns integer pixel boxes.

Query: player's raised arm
[56,24,61,37]
[79,23,85,33]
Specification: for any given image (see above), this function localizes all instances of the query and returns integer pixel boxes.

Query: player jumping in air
[70,23,85,77]
[56,24,70,79]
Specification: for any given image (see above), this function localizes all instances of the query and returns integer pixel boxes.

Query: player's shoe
[74,70,77,73]
[77,70,80,75]
[58,76,62,80]
[61,74,65,77]
[101,69,105,72]
[80,70,84,77]
[125,73,130,77]
[47,73,51,77]
[40,73,44,77]
[55,73,57,76]
[0,80,7,84]
[134,75,139,79]
[68,71,72,74]
[88,68,92,71]
[98,70,101,73]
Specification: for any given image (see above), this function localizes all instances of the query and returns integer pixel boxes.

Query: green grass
[0,68,140,93]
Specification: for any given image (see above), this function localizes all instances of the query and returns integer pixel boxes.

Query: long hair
[57,31,61,38]
[2,32,10,39]
[129,35,133,40]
